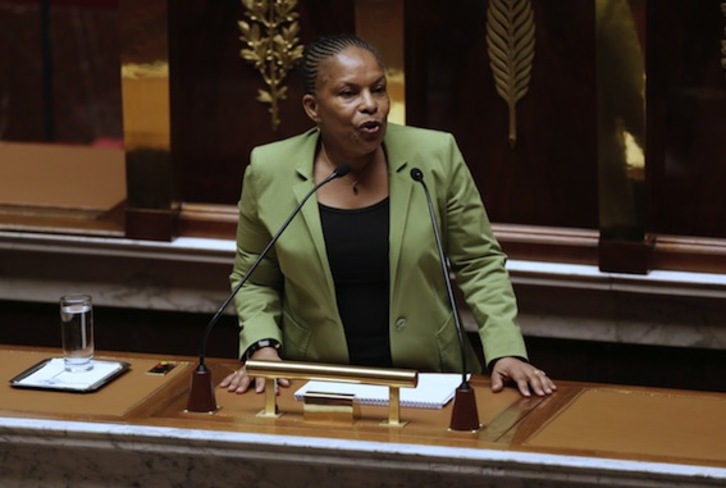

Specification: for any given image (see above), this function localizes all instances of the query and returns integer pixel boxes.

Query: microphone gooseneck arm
[196,164,351,369]
[410,168,469,386]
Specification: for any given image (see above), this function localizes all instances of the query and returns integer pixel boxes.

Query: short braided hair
[299,34,384,94]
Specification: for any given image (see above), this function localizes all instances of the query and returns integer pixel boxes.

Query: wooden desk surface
[2,345,725,471]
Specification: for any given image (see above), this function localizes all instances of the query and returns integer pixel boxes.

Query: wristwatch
[243,338,281,361]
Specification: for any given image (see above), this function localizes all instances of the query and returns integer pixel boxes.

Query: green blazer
[231,123,527,373]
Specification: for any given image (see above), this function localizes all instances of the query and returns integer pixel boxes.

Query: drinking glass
[60,294,94,372]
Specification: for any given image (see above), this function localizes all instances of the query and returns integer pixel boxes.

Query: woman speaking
[220,34,556,398]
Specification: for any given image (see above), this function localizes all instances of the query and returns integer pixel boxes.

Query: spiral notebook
[293,373,465,410]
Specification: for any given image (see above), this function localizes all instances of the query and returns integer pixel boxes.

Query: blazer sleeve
[440,134,529,366]
[229,154,285,358]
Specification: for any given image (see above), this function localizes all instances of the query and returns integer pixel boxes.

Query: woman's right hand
[218,347,290,394]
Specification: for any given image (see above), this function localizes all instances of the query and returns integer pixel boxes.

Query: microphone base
[448,383,481,432]
[186,363,219,413]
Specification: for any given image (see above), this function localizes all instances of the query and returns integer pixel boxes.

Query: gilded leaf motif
[239,0,303,131]
[257,89,272,103]
[486,0,536,148]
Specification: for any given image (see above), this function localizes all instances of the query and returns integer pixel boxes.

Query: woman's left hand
[490,356,557,397]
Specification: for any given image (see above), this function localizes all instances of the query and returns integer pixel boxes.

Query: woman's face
[303,46,390,159]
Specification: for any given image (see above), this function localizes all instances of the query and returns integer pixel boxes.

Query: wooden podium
[1,346,724,487]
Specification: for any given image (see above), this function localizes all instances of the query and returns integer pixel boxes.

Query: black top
[319,198,391,367]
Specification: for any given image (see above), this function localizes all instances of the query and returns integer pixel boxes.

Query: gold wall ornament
[238,0,304,131]
[486,0,536,148]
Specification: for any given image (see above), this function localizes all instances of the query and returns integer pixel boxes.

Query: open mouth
[358,120,382,136]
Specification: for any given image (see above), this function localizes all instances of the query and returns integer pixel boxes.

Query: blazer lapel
[292,131,337,304]
[385,130,414,298]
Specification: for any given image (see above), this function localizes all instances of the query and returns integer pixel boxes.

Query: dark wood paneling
[0,300,239,359]
[405,0,599,229]
[526,335,726,394]
[494,223,599,265]
[0,1,122,144]
[125,207,177,241]
[3,300,723,393]
[647,0,726,239]
[169,0,356,206]
[652,234,726,273]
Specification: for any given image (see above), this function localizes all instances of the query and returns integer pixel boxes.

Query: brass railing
[246,359,418,427]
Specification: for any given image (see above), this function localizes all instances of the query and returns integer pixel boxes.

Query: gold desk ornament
[238,0,304,131]
[303,391,360,424]
[245,359,418,427]
[485,0,536,148]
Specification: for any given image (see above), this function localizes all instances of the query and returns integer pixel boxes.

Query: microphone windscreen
[410,167,424,182]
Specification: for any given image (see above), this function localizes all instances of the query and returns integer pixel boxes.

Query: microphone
[186,164,351,412]
[410,167,481,431]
